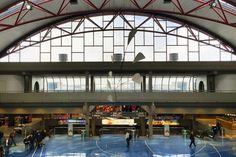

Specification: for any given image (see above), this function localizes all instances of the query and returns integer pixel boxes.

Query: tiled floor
[8,134,236,157]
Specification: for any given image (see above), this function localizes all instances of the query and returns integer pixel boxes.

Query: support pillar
[24,74,32,93]
[147,103,156,138]
[207,74,215,92]
[142,76,146,92]
[140,117,146,136]
[83,103,90,137]
[90,75,95,92]
[148,71,153,92]
[85,72,90,92]
[91,117,96,136]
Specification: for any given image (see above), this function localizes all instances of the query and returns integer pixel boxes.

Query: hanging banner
[164,125,170,136]
[68,123,73,136]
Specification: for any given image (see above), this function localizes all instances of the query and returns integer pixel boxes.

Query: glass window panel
[162,76,169,91]
[169,76,176,91]
[155,53,166,61]
[85,47,102,61]
[41,40,51,52]
[9,52,20,62]
[167,34,177,45]
[104,38,113,52]
[101,77,108,91]
[67,77,74,91]
[72,37,84,52]
[20,47,40,62]
[114,46,124,54]
[221,51,232,61]
[62,35,71,46]
[60,77,67,91]
[51,29,61,46]
[53,77,60,91]
[145,30,153,45]
[135,31,144,45]
[183,77,190,91]
[153,76,162,91]
[94,32,103,46]
[189,53,199,61]
[74,77,84,91]
[104,53,113,62]
[114,31,124,45]
[176,77,184,91]
[154,37,166,51]
[84,32,93,45]
[114,16,124,27]
[200,46,220,61]
[46,77,54,92]
[189,40,199,51]
[41,53,50,62]
[72,53,84,62]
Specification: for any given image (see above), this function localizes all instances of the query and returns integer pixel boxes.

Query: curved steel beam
[0,11,235,58]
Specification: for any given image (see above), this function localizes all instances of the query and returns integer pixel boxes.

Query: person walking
[189,131,196,148]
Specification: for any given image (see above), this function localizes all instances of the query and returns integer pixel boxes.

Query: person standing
[10,130,16,146]
[189,131,196,148]
[125,132,130,148]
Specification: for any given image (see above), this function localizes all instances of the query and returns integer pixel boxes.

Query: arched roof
[0,0,236,57]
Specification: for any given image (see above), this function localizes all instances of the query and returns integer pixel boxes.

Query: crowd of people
[23,129,48,153]
[0,130,16,157]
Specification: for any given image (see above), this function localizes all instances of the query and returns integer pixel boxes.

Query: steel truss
[0,0,235,54]
[7,12,232,55]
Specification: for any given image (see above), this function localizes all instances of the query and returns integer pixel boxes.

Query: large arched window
[1,13,235,62]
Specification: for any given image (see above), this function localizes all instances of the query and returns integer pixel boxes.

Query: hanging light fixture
[210,0,217,8]
[26,2,33,10]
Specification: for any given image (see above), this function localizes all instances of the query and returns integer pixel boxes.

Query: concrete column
[24,75,32,93]
[91,117,96,136]
[90,75,95,92]
[142,76,146,92]
[140,117,146,136]
[207,74,215,92]
[83,103,90,136]
[85,72,90,92]
[148,71,152,92]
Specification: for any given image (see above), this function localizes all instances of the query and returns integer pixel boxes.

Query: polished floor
[8,134,236,157]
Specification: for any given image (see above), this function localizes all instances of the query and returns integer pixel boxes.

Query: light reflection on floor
[8,134,236,157]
